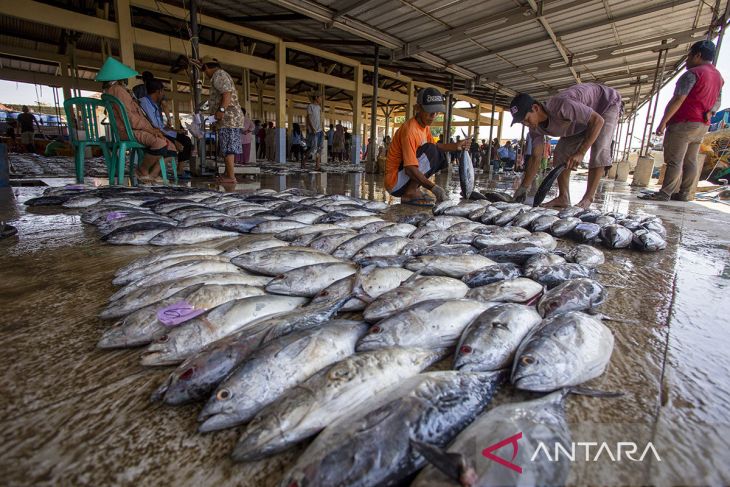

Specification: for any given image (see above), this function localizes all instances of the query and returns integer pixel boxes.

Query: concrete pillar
[113,0,136,80]
[60,62,72,101]
[352,65,363,164]
[275,42,287,163]
[496,113,503,143]
[474,103,481,138]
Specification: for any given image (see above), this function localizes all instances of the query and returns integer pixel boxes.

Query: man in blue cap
[510,83,622,208]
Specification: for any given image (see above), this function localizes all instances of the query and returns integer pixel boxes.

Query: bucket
[631,156,654,187]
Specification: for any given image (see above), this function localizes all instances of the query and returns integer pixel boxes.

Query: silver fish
[522,253,566,276]
[459,150,475,199]
[266,262,357,297]
[538,278,606,317]
[565,244,605,268]
[600,224,633,249]
[112,254,231,286]
[632,229,667,251]
[518,231,557,251]
[527,262,592,289]
[198,321,368,432]
[405,255,496,278]
[550,216,581,237]
[531,214,560,232]
[461,263,523,287]
[232,347,439,461]
[219,238,289,258]
[455,303,543,371]
[331,233,386,259]
[466,277,543,304]
[353,236,412,259]
[231,248,342,275]
[115,247,222,276]
[512,311,614,391]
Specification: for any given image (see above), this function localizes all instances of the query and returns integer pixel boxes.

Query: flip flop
[401,197,435,207]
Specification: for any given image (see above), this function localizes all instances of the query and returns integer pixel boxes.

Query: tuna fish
[311,266,414,311]
[531,214,560,232]
[465,277,543,304]
[231,348,439,461]
[357,299,491,352]
[148,227,239,245]
[550,216,581,237]
[512,311,614,391]
[459,150,475,199]
[198,321,368,432]
[279,371,504,487]
[565,244,605,268]
[461,263,523,287]
[522,253,566,276]
[331,233,386,259]
[231,248,342,275]
[405,255,496,278]
[632,229,667,251]
[518,231,557,250]
[478,242,549,264]
[454,303,543,371]
[571,222,601,242]
[527,262,592,289]
[265,262,357,297]
[538,278,607,317]
[600,224,633,249]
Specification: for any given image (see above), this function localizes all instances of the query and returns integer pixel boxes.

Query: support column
[496,113,503,143]
[640,43,667,157]
[487,90,497,162]
[113,0,136,78]
[352,64,363,164]
[444,74,454,142]
[368,44,379,168]
[275,41,287,163]
[256,79,265,121]
[189,0,204,175]
[406,80,415,119]
[171,79,180,128]
[474,103,481,139]
[60,62,72,101]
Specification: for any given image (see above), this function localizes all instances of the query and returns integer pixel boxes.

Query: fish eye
[216,388,232,401]
[370,325,381,334]
[158,335,169,343]
[179,368,195,381]
[460,345,472,354]
[521,355,536,365]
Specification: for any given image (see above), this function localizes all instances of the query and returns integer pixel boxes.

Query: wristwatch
[217,107,226,113]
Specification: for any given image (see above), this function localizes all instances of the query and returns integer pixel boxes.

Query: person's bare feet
[542,196,570,208]
[576,197,593,210]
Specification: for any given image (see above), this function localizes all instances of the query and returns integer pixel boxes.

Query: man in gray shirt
[306,94,323,170]
[511,83,622,209]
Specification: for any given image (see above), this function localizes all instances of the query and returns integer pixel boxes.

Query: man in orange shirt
[385,88,470,205]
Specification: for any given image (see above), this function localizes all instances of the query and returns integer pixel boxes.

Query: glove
[513,186,527,203]
[431,185,449,203]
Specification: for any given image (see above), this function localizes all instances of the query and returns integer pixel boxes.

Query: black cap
[416,88,446,113]
[509,93,536,125]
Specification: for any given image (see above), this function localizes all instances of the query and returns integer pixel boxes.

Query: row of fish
[31,184,621,486]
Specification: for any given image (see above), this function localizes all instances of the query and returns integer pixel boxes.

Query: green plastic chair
[101,93,177,185]
[63,97,114,184]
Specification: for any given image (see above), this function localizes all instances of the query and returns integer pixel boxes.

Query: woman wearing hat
[95,57,177,183]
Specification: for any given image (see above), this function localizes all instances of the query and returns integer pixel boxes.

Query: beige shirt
[207,69,244,129]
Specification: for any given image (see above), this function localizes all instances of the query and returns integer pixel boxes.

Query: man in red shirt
[640,40,723,201]
[385,88,469,206]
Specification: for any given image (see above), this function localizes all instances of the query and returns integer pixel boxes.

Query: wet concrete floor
[1,167,729,486]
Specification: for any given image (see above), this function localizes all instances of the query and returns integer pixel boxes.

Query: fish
[518,231,557,250]
[433,200,458,216]
[231,348,440,461]
[557,206,586,218]
[198,321,368,432]
[353,236,412,259]
[570,222,601,242]
[511,211,543,228]
[465,277,543,304]
[61,195,103,208]
[579,209,602,222]
[417,244,478,257]
[331,233,386,259]
[478,242,549,264]
[445,232,479,245]
[311,266,414,311]
[148,227,239,246]
[112,254,231,286]
[102,224,172,245]
[454,303,543,372]
[522,253,567,276]
[565,244,605,268]
[334,215,385,230]
[275,224,343,242]
[265,262,357,297]
[461,263,523,287]
[376,223,417,238]
[459,150,475,199]
[279,371,504,487]
[363,275,470,323]
[102,272,270,318]
[617,218,642,231]
[306,231,359,254]
[210,216,274,233]
[231,247,342,275]
[140,295,308,366]
[473,225,530,239]
[550,216,582,237]
[468,206,487,220]
[538,278,607,317]
[358,221,394,233]
[492,207,524,226]
[594,215,616,227]
[357,299,491,352]
[97,284,266,349]
[405,255,497,278]
[530,214,560,232]
[479,206,503,224]
[600,224,633,249]
[398,213,432,226]
[512,311,614,391]
[632,229,667,251]
[114,247,222,276]
[219,238,289,258]
[448,221,485,233]
[527,262,592,289]
[250,219,309,234]
[443,203,485,218]
[411,390,573,487]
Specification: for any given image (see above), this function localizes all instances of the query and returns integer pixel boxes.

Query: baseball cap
[509,93,536,125]
[417,88,446,113]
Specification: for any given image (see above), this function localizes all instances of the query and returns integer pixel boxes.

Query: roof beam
[229,13,309,22]
[332,0,376,21]
[450,0,697,65]
[526,0,580,83]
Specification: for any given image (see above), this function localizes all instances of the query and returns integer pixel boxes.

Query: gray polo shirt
[529,83,621,149]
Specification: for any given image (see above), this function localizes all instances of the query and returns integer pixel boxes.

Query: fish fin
[400,267,425,286]
[566,386,624,398]
[351,266,374,303]
[410,439,478,487]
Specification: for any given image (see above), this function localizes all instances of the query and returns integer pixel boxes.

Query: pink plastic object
[156,301,206,327]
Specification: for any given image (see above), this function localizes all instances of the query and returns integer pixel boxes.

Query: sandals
[638,191,670,201]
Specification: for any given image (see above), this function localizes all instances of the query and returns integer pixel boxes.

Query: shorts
[389,143,448,196]
[553,102,621,169]
[308,131,323,156]
[219,127,242,156]
[21,132,34,145]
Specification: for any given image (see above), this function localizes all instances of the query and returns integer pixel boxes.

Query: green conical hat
[95,57,139,82]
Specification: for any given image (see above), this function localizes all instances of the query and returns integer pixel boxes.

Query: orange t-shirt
[385,117,434,191]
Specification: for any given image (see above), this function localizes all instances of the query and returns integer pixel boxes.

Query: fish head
[197,385,246,432]
[512,339,571,392]
[97,322,133,349]
[355,322,398,352]
[139,323,198,366]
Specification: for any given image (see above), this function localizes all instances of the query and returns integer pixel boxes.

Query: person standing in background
[333,122,345,162]
[17,106,40,153]
[639,40,723,202]
[256,121,266,160]
[290,123,304,163]
[327,123,335,162]
[265,121,276,161]
[240,108,255,164]
[306,94,323,170]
